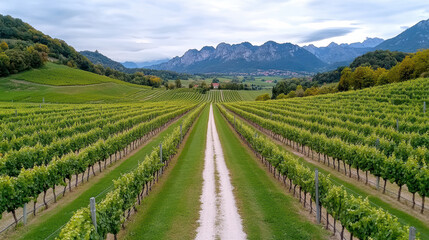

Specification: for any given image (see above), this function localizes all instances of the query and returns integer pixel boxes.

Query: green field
[6,63,140,86]
[0,63,270,103]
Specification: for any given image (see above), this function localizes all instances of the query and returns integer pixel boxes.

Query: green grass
[7,62,140,86]
[213,105,329,240]
[13,117,184,240]
[122,106,209,240]
[238,89,272,101]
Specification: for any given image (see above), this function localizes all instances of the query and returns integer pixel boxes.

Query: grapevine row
[57,104,206,240]
[217,104,415,240]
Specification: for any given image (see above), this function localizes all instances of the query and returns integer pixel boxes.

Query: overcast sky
[1,0,428,62]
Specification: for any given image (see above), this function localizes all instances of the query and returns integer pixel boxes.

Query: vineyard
[220,77,429,239]
[0,76,428,240]
[142,89,260,102]
[0,102,196,232]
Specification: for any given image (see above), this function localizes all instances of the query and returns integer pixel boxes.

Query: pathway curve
[195,104,246,240]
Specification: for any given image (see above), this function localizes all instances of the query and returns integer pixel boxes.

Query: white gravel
[195,104,246,240]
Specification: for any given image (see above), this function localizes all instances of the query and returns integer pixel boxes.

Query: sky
[1,0,428,63]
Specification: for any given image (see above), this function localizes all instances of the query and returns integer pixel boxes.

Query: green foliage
[339,49,429,91]
[350,50,407,70]
[255,93,270,101]
[312,66,345,84]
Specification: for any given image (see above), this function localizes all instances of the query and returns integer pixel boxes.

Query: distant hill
[79,50,192,80]
[80,50,126,71]
[349,50,407,69]
[150,41,326,74]
[303,38,384,64]
[122,59,169,68]
[376,19,429,52]
[122,61,139,68]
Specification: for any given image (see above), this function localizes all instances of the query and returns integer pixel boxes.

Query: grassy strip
[240,113,429,239]
[121,106,209,240]
[213,105,329,240]
[12,118,184,240]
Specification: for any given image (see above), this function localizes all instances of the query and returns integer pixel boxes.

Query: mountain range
[303,37,384,64]
[148,19,429,74]
[150,41,326,74]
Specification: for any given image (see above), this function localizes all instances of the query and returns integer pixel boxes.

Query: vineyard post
[90,197,97,232]
[15,109,17,117]
[376,138,380,189]
[180,124,183,142]
[23,203,27,225]
[396,119,399,131]
[315,169,320,224]
[270,112,272,118]
[39,104,41,108]
[409,226,416,240]
[424,101,426,115]
[160,143,163,163]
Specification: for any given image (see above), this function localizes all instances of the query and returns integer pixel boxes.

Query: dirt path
[195,104,246,240]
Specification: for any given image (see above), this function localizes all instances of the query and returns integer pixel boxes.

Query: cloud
[300,27,356,43]
[0,0,428,62]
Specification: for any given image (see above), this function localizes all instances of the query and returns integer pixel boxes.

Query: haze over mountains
[303,37,384,64]
[146,19,429,74]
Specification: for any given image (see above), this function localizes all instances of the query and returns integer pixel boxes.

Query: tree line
[0,41,49,76]
[338,49,429,91]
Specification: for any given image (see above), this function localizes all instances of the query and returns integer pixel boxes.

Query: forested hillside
[0,15,183,87]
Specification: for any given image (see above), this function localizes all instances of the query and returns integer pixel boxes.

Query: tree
[0,52,10,76]
[167,82,175,90]
[175,79,182,88]
[338,67,352,92]
[212,78,219,83]
[397,56,415,81]
[351,66,375,89]
[255,93,270,101]
[286,91,296,98]
[296,85,304,97]
[0,41,8,51]
[276,93,287,99]
[376,72,390,85]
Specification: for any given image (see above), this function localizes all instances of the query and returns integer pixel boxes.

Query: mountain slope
[376,19,429,52]
[303,38,384,64]
[80,50,126,71]
[150,41,326,74]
